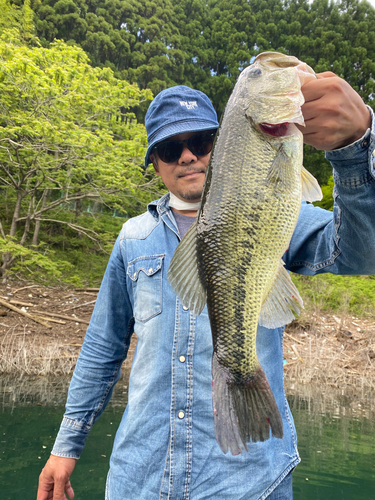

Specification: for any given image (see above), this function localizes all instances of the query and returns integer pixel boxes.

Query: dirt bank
[1,280,375,391]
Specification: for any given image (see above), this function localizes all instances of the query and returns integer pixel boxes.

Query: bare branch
[32,218,108,253]
[0,161,21,189]
[0,137,24,149]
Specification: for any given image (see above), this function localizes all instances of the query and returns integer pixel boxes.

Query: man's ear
[149,153,160,174]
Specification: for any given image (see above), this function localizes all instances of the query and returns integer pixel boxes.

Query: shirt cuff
[51,417,90,460]
[325,105,375,183]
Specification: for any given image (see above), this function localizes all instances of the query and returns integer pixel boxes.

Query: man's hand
[37,455,77,500]
[299,72,371,151]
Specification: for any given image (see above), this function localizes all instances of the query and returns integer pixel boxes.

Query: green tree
[27,0,375,185]
[30,0,184,96]
[0,27,155,279]
[0,0,37,43]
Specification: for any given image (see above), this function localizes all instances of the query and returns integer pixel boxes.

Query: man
[38,74,375,499]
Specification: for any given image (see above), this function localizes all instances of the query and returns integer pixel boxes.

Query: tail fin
[212,353,283,455]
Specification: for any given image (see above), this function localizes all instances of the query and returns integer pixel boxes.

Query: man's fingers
[301,73,338,103]
[53,476,74,500]
[37,456,77,500]
[65,480,75,500]
[299,71,371,150]
[316,71,336,79]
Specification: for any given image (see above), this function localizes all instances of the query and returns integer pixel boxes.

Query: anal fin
[259,260,303,329]
[301,166,323,202]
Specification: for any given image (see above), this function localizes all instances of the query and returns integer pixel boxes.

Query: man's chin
[178,191,202,203]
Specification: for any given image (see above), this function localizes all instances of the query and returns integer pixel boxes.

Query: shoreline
[1,281,375,393]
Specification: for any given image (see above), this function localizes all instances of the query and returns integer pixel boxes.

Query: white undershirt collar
[168,192,200,210]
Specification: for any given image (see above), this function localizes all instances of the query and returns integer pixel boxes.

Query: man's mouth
[179,170,205,178]
[259,123,290,137]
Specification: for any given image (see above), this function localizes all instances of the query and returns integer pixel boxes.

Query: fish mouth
[259,122,291,137]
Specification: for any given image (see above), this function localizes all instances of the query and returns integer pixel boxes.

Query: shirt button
[372,150,375,157]
[148,268,153,273]
[362,139,368,147]
[182,305,189,311]
[133,272,137,278]
[179,355,186,363]
[178,411,185,419]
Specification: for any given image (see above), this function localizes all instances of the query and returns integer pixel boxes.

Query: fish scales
[198,102,300,376]
[168,52,322,455]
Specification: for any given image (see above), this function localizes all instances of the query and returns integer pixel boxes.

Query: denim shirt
[52,114,375,500]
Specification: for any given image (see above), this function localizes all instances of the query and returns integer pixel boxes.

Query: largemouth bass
[168,52,322,455]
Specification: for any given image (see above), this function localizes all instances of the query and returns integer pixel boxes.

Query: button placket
[168,300,195,497]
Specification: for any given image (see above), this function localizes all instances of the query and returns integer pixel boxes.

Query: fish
[167,52,323,455]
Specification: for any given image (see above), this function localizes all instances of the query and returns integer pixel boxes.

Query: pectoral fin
[301,166,323,202]
[266,147,290,185]
[167,220,207,315]
[259,260,303,329]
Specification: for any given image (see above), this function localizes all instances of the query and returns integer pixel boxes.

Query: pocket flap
[127,255,164,282]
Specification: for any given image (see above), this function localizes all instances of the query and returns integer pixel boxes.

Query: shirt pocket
[127,255,164,323]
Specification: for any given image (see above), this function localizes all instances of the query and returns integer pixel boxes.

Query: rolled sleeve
[285,105,375,275]
[51,235,134,459]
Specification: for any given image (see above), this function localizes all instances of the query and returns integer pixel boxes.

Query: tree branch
[0,221,6,239]
[32,218,108,253]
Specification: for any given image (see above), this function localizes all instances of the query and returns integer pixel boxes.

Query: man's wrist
[334,106,372,149]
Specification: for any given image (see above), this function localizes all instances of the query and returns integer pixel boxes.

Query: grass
[292,273,375,318]
[0,325,78,376]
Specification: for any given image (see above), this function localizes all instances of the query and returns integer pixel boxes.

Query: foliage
[29,0,184,96]
[2,0,375,286]
[27,0,375,185]
[33,210,125,286]
[314,175,334,211]
[0,22,161,279]
[0,234,75,279]
[0,0,37,44]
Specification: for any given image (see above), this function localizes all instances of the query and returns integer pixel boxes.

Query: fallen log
[0,298,52,329]
[33,315,66,325]
[12,284,39,294]
[32,310,90,325]
[284,331,305,345]
[63,299,96,312]
[1,296,35,307]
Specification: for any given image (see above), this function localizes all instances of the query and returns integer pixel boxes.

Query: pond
[1,376,375,499]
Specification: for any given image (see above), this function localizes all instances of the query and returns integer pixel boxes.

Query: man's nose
[178,143,197,164]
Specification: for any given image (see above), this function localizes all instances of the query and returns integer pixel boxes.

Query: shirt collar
[147,192,171,220]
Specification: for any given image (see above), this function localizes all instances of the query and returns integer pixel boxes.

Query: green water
[1,377,374,499]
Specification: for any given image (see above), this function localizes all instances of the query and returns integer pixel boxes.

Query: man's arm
[37,235,133,500]
[285,75,375,275]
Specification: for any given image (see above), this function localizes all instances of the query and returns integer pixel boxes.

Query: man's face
[150,131,212,204]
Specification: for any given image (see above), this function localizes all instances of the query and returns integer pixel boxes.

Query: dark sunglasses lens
[188,133,214,156]
[155,132,215,163]
[156,141,183,163]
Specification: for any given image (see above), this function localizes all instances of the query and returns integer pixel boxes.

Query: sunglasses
[153,131,216,164]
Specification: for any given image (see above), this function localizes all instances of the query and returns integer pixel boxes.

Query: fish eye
[248,67,262,78]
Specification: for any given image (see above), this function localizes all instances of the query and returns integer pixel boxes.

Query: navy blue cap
[144,85,219,166]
